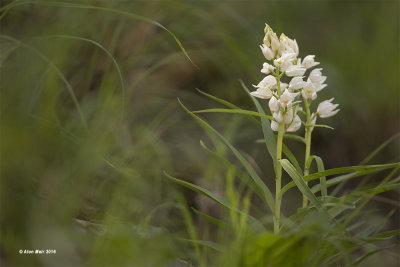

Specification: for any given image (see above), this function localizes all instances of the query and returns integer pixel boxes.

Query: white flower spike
[317,98,340,118]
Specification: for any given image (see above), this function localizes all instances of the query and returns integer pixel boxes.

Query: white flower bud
[274,52,296,71]
[309,68,327,84]
[261,62,275,74]
[260,45,274,60]
[302,55,319,69]
[269,96,280,113]
[317,98,339,118]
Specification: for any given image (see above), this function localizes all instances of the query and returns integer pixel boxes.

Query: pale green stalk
[274,121,285,234]
[273,67,284,234]
[303,97,312,208]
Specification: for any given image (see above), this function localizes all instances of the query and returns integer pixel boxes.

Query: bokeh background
[1,0,399,266]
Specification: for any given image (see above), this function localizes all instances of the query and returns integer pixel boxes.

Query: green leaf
[179,99,275,214]
[194,108,274,121]
[240,80,277,171]
[196,89,261,127]
[280,159,322,209]
[311,156,327,197]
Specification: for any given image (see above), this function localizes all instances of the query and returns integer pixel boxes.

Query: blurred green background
[1,0,399,266]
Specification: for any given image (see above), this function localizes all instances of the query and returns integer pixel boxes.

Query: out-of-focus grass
[0,0,398,266]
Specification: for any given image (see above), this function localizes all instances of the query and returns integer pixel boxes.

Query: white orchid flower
[261,62,275,74]
[251,75,277,99]
[286,114,301,132]
[269,96,280,113]
[279,90,298,108]
[260,44,274,60]
[317,98,340,118]
[285,65,306,77]
[302,55,319,69]
[309,68,327,84]
[274,52,296,71]
[289,77,306,91]
[283,109,294,124]
[301,81,317,100]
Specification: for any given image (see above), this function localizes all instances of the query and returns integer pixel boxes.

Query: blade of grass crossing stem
[196,89,240,109]
[196,89,261,126]
[0,1,197,68]
[179,99,275,214]
[280,159,322,208]
[194,109,274,121]
[240,80,277,170]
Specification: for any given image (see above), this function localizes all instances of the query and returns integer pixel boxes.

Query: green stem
[274,121,285,234]
[303,97,312,208]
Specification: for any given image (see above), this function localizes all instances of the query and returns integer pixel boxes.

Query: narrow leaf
[280,159,322,209]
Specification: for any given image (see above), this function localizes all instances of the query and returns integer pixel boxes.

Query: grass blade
[280,159,322,209]
[194,108,274,121]
[179,99,275,214]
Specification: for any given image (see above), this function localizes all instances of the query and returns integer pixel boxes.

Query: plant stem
[274,121,285,234]
[303,97,312,208]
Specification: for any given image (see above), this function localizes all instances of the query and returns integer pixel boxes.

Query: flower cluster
[251,24,339,132]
